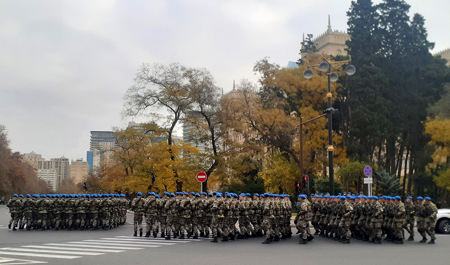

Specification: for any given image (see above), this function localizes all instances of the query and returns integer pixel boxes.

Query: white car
[436,209,450,234]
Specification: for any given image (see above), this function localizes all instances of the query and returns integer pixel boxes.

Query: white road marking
[83,239,174,246]
[0,257,46,264]
[111,237,191,243]
[0,251,80,259]
[23,246,124,253]
[45,243,143,250]
[116,235,201,242]
[0,248,103,256]
[67,241,160,248]
[101,238,178,245]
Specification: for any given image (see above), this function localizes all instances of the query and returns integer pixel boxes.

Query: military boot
[200,231,205,237]
[161,232,165,238]
[211,237,218,243]
[153,231,157,238]
[308,235,314,241]
[139,230,143,237]
[428,239,435,244]
[204,232,209,238]
[12,227,17,231]
[8,223,11,229]
[299,238,308,244]
[407,236,414,241]
[262,238,271,244]
[133,231,137,237]
[273,235,280,241]
[221,236,228,242]
[165,235,171,240]
[145,232,150,237]
[229,234,235,240]
[342,238,350,244]
[179,234,185,239]
[314,230,319,235]
[193,235,199,239]
[394,238,403,244]
[374,238,382,244]
[420,237,427,243]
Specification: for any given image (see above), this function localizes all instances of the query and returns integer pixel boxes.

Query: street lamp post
[303,59,355,195]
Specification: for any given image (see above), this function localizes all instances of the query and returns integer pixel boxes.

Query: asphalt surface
[0,205,448,265]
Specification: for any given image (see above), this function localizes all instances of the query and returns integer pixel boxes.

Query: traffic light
[295,182,300,192]
[303,175,309,190]
[323,107,338,114]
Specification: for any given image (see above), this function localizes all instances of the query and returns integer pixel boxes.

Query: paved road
[0,205,448,265]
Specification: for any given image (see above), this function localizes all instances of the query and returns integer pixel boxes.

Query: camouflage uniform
[424,201,438,243]
[295,198,311,244]
[22,197,35,230]
[403,201,415,239]
[131,195,145,236]
[338,199,353,243]
[7,196,22,230]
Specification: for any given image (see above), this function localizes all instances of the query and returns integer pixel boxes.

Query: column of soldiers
[130,191,293,244]
[304,193,438,244]
[7,193,129,231]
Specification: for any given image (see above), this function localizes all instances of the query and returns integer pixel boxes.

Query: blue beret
[395,196,401,200]
[373,196,378,200]
[425,197,431,201]
[254,193,259,196]
[406,196,412,199]
[13,194,18,197]
[137,192,142,196]
[417,196,423,201]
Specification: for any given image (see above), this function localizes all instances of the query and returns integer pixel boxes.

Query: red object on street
[196,172,207,182]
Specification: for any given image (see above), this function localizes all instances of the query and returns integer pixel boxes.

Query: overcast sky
[1,0,449,162]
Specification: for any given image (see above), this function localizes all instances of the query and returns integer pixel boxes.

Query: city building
[301,15,351,59]
[182,111,209,153]
[436,48,450,66]
[37,169,58,191]
[37,156,70,187]
[22,151,45,170]
[86,151,93,170]
[89,131,118,169]
[69,159,89,184]
[90,131,117,151]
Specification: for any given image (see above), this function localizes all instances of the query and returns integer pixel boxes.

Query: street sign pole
[364,165,373,196]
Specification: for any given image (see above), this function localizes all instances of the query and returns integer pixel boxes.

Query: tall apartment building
[182,111,209,153]
[88,131,117,169]
[37,156,70,187]
[37,169,58,191]
[69,159,90,184]
[22,151,45,169]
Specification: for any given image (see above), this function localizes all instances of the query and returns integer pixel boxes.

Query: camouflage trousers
[260,217,275,239]
[100,211,110,228]
[76,212,86,228]
[145,215,158,234]
[369,219,383,239]
[179,217,191,235]
[191,217,202,236]
[24,212,33,229]
[403,218,415,237]
[37,213,48,228]
[158,216,167,235]
[239,216,253,235]
[53,213,61,229]
[133,212,143,232]
[296,219,309,240]
[392,220,405,239]
[211,216,223,237]
[63,212,74,228]
[88,212,99,228]
[9,213,20,228]
[166,215,176,236]
[423,218,436,240]
[338,218,352,239]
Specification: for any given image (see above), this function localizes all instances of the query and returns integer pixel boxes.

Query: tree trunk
[402,146,410,196]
